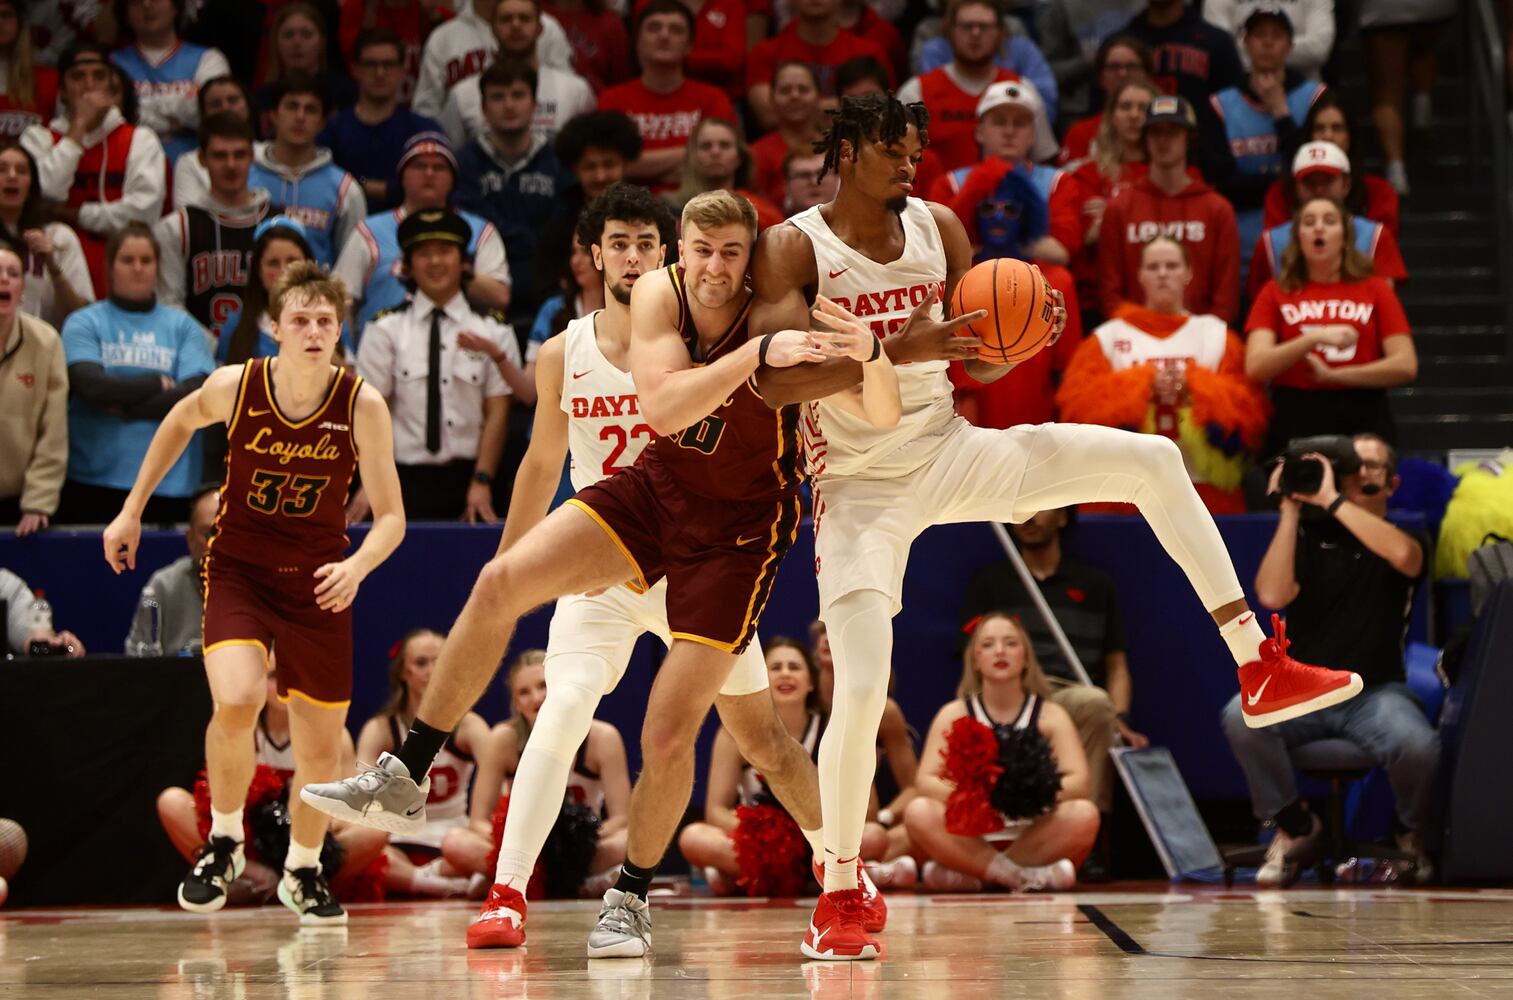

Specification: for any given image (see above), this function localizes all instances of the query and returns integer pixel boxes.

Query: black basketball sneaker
[178,835,246,912]
[278,866,347,926]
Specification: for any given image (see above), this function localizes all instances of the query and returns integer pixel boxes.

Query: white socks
[983,853,1023,887]
[284,839,322,875]
[817,588,894,894]
[210,807,244,843]
[406,857,470,897]
[1219,611,1268,668]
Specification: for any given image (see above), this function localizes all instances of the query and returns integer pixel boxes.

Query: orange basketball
[951,258,1057,365]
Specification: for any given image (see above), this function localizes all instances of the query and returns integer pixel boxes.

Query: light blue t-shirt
[214,303,356,363]
[62,300,215,496]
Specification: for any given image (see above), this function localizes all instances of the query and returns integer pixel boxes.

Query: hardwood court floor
[5,886,1513,999]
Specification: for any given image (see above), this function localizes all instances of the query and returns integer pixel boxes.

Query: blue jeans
[1219,683,1440,832]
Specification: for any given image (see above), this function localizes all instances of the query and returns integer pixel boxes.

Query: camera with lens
[1278,435,1361,495]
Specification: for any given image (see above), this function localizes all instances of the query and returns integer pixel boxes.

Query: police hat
[397,209,470,256]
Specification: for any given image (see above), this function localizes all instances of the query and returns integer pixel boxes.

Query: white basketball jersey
[1092,314,1229,373]
[254,722,296,783]
[559,312,653,491]
[787,199,958,480]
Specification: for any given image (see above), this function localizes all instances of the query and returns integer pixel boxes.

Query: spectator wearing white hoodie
[411,0,575,119]
[20,43,166,297]
[246,72,366,266]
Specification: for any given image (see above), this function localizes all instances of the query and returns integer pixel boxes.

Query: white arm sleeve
[538,14,574,69]
[334,229,373,306]
[49,223,95,305]
[412,34,449,119]
[20,126,81,202]
[355,316,396,398]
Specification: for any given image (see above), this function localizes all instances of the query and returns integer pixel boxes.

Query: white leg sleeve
[816,588,894,892]
[1012,426,1246,611]
[494,654,613,891]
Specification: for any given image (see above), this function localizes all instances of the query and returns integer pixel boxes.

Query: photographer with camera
[1221,432,1437,885]
[0,567,85,658]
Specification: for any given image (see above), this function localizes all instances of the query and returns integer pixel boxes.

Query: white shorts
[544,580,770,697]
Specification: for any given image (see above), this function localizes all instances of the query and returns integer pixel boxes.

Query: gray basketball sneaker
[586,888,652,958]
[298,752,430,834]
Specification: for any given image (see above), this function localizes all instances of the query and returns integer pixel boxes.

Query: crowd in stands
[0,0,1464,893]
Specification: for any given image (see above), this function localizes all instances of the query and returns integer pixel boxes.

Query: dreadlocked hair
[813,94,930,182]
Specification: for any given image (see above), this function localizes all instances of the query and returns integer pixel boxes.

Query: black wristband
[865,337,882,362]
[758,332,777,367]
[1327,494,1346,516]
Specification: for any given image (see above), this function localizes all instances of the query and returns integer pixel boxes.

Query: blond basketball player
[750,93,1365,962]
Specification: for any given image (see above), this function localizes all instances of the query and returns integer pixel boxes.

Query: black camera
[1278,435,1361,495]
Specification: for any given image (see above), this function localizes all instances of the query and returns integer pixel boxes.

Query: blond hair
[505,648,547,747]
[269,260,350,323]
[958,612,1053,700]
[1093,78,1158,182]
[1278,197,1374,293]
[3,12,36,107]
[681,188,758,240]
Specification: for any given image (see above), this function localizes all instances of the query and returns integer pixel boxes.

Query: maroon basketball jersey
[211,357,362,569]
[644,266,802,502]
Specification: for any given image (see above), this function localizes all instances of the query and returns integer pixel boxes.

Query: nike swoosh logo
[573,370,592,379]
[1247,676,1272,707]
[248,408,270,417]
[735,534,762,546]
[828,267,849,279]
[811,925,829,947]
[1238,613,1254,626]
[404,804,423,817]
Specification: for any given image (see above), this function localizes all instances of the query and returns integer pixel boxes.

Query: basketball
[951,258,1058,365]
[0,819,25,881]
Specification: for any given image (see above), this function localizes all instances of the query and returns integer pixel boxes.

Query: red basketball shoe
[812,860,886,933]
[801,889,879,961]
[1239,614,1363,728]
[466,884,527,949]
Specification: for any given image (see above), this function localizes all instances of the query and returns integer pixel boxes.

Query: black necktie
[426,307,442,454]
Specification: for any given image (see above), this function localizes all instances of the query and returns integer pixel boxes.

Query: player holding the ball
[751,93,1367,963]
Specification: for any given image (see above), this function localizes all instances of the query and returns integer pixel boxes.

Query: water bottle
[25,591,54,656]
[135,595,164,658]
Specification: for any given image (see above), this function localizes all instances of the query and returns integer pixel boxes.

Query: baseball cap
[397,131,460,179]
[1293,141,1350,178]
[1243,6,1294,35]
[976,78,1060,163]
[398,209,471,255]
[253,214,309,243]
[1144,94,1198,130]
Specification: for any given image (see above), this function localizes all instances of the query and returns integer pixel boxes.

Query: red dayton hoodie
[1098,174,1240,323]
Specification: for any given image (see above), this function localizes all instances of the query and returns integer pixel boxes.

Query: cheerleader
[1057,235,1270,514]
[904,613,1100,892]
[442,650,631,896]
[678,637,907,896]
[357,629,494,897]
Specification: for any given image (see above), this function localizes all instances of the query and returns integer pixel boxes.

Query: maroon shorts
[202,551,354,706]
[567,458,800,653]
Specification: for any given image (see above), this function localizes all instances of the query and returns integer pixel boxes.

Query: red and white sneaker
[801,889,879,961]
[1239,614,1363,728]
[466,883,527,949]
[812,860,886,933]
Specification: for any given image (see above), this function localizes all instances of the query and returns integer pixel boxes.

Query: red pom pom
[731,803,811,898]
[940,716,1006,837]
[483,794,552,900]
[192,765,288,850]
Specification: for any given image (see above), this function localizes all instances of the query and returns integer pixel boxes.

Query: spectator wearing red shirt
[1261,91,1399,237]
[780,149,838,215]
[0,0,58,141]
[544,0,633,91]
[746,0,890,130]
[1247,141,1406,302]
[837,0,907,81]
[834,55,945,199]
[896,0,1026,173]
[634,0,750,99]
[599,0,736,194]
[665,117,785,229]
[1065,77,1157,320]
[1098,95,1239,323]
[339,0,453,107]
[1057,35,1153,166]
[1244,196,1417,456]
[750,62,823,208]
